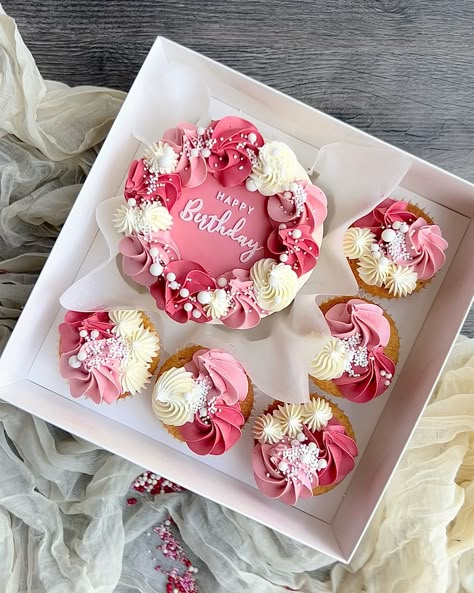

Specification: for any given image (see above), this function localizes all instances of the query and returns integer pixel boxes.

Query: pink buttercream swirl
[267,181,327,233]
[402,218,448,280]
[267,225,319,275]
[178,348,248,455]
[119,231,180,287]
[252,437,317,505]
[124,160,182,208]
[219,270,264,330]
[324,299,396,402]
[351,198,448,282]
[252,417,358,505]
[161,122,207,188]
[333,346,396,403]
[325,299,390,350]
[352,198,413,234]
[207,116,264,187]
[59,311,124,404]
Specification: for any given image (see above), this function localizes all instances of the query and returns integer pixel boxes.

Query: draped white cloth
[0,10,473,593]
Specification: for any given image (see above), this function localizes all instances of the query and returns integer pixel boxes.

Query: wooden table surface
[4,0,474,335]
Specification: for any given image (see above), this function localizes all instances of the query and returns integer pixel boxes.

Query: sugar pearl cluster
[344,215,420,297]
[339,332,392,386]
[68,329,129,372]
[271,440,326,485]
[132,471,185,495]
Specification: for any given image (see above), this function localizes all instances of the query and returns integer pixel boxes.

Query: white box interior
[0,38,472,563]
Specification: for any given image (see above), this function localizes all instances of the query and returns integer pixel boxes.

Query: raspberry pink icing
[323,299,396,402]
[353,198,413,234]
[251,400,358,505]
[177,348,248,456]
[59,311,123,404]
[115,116,328,328]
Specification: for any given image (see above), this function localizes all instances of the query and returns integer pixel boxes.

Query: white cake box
[0,37,473,563]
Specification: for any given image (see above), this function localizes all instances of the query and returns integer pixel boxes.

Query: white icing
[357,253,391,287]
[203,289,231,320]
[274,403,304,438]
[125,325,160,365]
[121,360,151,395]
[109,310,144,338]
[152,366,197,426]
[140,202,173,232]
[113,204,136,236]
[249,141,309,196]
[385,263,418,297]
[250,258,298,313]
[253,413,284,444]
[301,398,333,432]
[143,141,178,174]
[343,227,376,259]
[310,336,347,380]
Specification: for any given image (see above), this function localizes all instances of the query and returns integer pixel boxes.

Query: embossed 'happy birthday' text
[178,191,263,263]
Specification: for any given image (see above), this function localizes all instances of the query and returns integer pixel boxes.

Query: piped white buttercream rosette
[60,64,411,404]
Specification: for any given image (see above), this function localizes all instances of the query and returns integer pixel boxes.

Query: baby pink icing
[118,116,328,328]
[169,173,272,276]
[184,348,248,406]
[402,218,448,280]
[325,299,390,350]
[252,437,317,506]
[59,311,123,404]
[178,348,248,456]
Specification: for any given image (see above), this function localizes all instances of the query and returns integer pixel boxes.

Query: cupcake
[344,198,448,298]
[152,346,254,455]
[59,310,160,404]
[252,396,358,505]
[310,297,399,403]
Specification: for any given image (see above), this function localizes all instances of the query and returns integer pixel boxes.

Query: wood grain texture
[3,0,474,336]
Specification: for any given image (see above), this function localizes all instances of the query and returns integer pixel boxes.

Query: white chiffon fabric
[0,11,473,593]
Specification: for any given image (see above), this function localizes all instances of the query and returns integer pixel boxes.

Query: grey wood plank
[2,0,473,335]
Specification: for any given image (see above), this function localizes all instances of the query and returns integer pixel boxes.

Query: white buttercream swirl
[121,360,151,395]
[125,325,160,365]
[114,204,136,236]
[140,202,173,232]
[109,310,144,338]
[301,398,333,432]
[274,403,304,438]
[152,367,197,426]
[385,263,418,297]
[253,413,284,444]
[343,227,376,259]
[203,289,232,320]
[310,336,347,380]
[357,254,391,287]
[250,258,298,313]
[249,141,308,196]
[144,141,178,174]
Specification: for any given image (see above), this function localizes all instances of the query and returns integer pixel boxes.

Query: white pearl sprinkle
[385,379,391,386]
[192,309,202,319]
[308,442,317,452]
[166,272,176,282]
[184,303,193,312]
[77,350,87,362]
[197,126,205,135]
[386,373,393,379]
[297,432,306,442]
[381,228,396,243]
[392,220,401,230]
[197,290,211,305]
[278,461,288,472]
[279,253,289,263]
[380,370,386,377]
[79,330,88,338]
[400,222,409,233]
[128,198,137,207]
[149,247,159,258]
[179,288,190,298]
[68,355,81,369]
[248,132,257,144]
[292,228,302,239]
[90,330,99,339]
[150,263,164,276]
[279,223,287,230]
[245,178,257,192]
[370,243,380,252]
[201,147,211,158]
[217,277,228,287]
[169,281,179,290]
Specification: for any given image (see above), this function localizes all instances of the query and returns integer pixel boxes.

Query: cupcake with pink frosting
[344,198,448,298]
[310,297,399,403]
[59,310,161,404]
[252,396,358,505]
[152,346,254,456]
